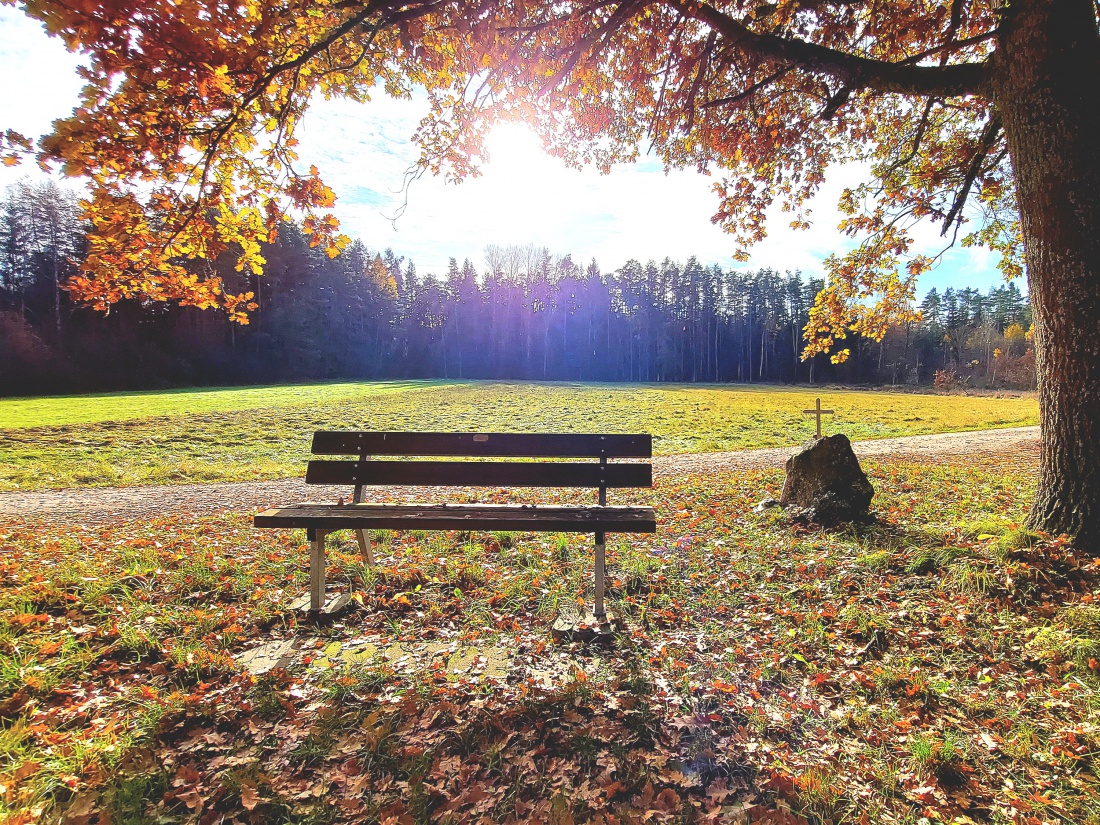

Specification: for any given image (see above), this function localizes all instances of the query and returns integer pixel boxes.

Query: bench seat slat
[311,431,652,458]
[254,503,657,533]
[305,460,652,489]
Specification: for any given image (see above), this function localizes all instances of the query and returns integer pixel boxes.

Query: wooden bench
[254,432,657,627]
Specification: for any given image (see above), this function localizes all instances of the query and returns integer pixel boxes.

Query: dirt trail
[0,426,1039,526]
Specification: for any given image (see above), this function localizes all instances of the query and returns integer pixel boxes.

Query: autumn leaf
[239,783,262,811]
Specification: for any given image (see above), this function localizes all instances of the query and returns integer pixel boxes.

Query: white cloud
[0,7,85,189]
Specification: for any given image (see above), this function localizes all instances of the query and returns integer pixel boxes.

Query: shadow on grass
[90,651,771,825]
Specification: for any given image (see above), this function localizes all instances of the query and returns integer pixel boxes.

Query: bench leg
[310,530,326,612]
[593,531,607,623]
[355,529,375,566]
[351,483,374,566]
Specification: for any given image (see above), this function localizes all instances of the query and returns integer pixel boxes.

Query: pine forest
[1,181,1033,395]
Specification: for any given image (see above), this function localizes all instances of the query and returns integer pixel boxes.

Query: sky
[0,5,1011,295]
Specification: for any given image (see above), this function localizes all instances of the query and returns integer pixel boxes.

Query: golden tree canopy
[7,0,1015,346]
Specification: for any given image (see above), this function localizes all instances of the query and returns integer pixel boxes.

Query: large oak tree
[7,0,1100,548]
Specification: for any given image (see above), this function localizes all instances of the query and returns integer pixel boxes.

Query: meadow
[4,444,1098,824]
[0,381,1038,491]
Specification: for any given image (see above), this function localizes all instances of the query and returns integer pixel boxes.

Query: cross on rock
[803,397,835,438]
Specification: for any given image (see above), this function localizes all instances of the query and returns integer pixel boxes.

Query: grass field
[0,381,438,429]
[4,445,1098,824]
[0,381,1038,492]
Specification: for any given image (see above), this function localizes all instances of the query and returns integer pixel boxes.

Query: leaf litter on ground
[2,442,1099,824]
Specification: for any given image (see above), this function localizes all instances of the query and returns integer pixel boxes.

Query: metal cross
[803,397,835,437]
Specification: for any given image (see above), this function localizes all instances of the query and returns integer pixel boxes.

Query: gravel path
[0,426,1039,526]
[660,425,1039,476]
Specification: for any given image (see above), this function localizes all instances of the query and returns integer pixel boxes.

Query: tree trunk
[53,255,62,345]
[993,0,1100,550]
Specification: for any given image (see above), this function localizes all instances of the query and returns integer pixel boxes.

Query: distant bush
[933,369,969,392]
[0,312,67,395]
[997,350,1037,390]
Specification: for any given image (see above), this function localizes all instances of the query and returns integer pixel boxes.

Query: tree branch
[818,81,852,118]
[540,0,643,94]
[941,114,1003,235]
[649,13,686,137]
[665,0,990,98]
[897,30,998,66]
[684,30,717,131]
[702,65,793,108]
[882,98,937,180]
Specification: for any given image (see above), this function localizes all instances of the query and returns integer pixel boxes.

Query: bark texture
[992,0,1100,551]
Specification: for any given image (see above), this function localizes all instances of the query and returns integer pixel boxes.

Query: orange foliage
[7,0,1019,340]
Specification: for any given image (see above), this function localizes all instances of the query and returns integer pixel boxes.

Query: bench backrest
[306,432,652,502]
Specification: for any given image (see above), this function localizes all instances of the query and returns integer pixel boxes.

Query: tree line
[0,181,1033,396]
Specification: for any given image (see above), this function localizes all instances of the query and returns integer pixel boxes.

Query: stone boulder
[780,434,875,525]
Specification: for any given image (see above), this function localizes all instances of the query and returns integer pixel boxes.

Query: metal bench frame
[254,432,656,624]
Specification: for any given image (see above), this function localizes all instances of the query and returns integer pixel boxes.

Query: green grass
[0,381,1037,491]
[4,445,1099,824]
[0,380,438,429]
